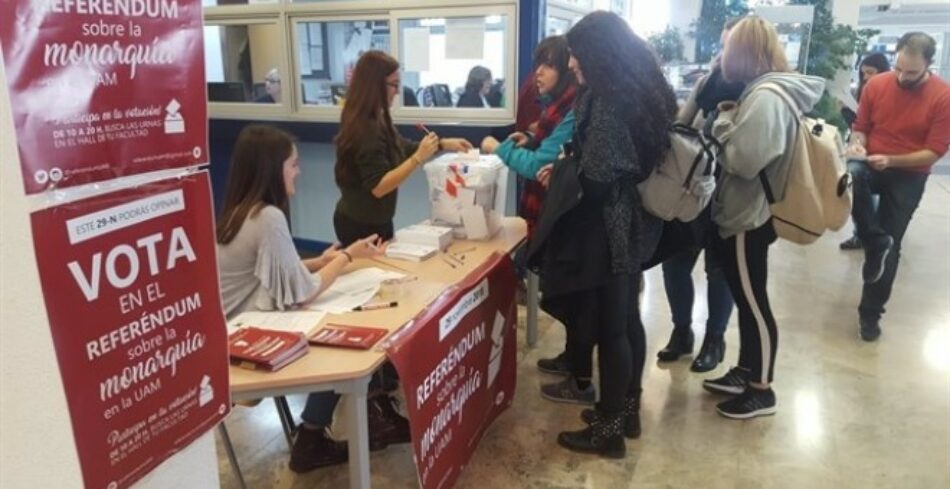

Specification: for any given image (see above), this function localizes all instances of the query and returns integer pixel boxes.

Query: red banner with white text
[0,0,207,194]
[29,172,230,489]
[385,254,518,489]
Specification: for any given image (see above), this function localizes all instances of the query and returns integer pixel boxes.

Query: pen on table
[441,257,457,269]
[451,246,475,255]
[445,253,464,265]
[352,301,399,312]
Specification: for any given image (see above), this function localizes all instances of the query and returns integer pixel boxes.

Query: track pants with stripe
[715,220,778,385]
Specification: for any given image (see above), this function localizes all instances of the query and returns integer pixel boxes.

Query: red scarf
[519,85,576,237]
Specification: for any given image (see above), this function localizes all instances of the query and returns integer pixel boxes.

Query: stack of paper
[395,224,454,250]
[307,267,406,314]
[385,242,439,262]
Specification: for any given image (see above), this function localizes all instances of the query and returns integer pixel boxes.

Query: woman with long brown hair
[216,125,409,473]
[334,50,472,245]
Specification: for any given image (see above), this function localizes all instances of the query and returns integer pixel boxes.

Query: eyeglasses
[265,78,281,84]
[386,82,400,90]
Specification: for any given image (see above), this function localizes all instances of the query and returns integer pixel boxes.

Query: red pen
[416,123,432,136]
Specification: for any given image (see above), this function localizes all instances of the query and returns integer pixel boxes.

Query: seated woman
[216,125,405,473]
[457,66,493,108]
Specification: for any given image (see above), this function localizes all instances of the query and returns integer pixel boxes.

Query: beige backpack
[753,83,852,245]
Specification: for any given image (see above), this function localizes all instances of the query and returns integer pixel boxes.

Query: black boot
[581,393,641,439]
[690,335,725,373]
[367,395,411,451]
[289,425,348,473]
[558,409,626,458]
[657,326,694,362]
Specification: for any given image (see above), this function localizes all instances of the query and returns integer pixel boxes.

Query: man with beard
[847,32,950,342]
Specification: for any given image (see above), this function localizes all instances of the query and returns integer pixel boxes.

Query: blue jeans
[661,246,734,338]
[849,163,928,320]
[301,391,340,427]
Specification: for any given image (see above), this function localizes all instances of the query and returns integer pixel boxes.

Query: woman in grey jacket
[700,16,826,419]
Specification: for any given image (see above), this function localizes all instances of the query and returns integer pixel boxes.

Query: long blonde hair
[721,15,790,83]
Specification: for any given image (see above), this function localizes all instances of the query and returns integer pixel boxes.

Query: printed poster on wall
[0,0,207,194]
[385,254,518,489]
[30,172,230,489]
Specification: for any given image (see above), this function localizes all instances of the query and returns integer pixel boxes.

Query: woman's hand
[441,138,474,152]
[480,136,500,154]
[537,164,554,188]
[507,132,530,147]
[414,133,440,163]
[319,242,342,262]
[345,234,385,261]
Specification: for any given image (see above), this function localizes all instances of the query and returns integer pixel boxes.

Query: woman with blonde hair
[700,16,825,419]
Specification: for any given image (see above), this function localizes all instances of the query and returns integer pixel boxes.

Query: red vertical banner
[385,254,518,489]
[29,172,230,489]
[0,0,207,194]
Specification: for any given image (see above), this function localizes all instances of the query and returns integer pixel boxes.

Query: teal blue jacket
[494,109,575,180]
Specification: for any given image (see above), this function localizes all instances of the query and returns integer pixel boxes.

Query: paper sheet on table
[445,19,485,59]
[307,267,405,314]
[227,310,327,335]
[403,28,431,72]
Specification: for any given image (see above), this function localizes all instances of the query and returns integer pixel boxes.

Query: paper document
[308,267,405,314]
[228,310,327,335]
[403,28,431,72]
[445,19,485,59]
[827,82,858,113]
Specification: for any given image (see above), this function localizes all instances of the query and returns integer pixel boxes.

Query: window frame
[203,0,518,126]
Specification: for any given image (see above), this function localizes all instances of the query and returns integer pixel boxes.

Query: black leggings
[565,273,645,413]
[333,211,394,246]
[716,221,778,385]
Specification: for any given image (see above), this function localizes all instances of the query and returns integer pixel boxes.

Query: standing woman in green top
[334,51,473,245]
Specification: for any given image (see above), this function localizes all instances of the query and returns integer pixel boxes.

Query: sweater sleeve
[495,111,575,180]
[254,207,320,310]
[852,79,875,135]
[712,89,791,180]
[925,90,950,157]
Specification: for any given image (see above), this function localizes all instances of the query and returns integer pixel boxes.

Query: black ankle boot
[690,335,725,373]
[367,395,411,451]
[289,425,348,473]
[558,409,626,459]
[657,326,694,362]
[581,393,641,439]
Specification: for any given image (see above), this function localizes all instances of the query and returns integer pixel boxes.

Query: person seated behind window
[255,68,281,103]
[457,66,493,108]
[215,125,410,473]
[486,79,505,107]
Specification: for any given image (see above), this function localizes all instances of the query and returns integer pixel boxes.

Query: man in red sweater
[847,32,950,341]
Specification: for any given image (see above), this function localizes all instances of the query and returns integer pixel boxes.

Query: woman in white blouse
[216,125,405,472]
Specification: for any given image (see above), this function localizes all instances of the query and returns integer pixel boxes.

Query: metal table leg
[218,423,247,489]
[339,375,372,489]
[526,270,539,347]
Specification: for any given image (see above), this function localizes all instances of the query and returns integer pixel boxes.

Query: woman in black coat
[528,11,675,458]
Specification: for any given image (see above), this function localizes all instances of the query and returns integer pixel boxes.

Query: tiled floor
[216,175,950,489]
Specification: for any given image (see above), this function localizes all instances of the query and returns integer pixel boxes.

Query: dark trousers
[333,211,394,247]
[849,163,928,320]
[565,273,645,413]
[716,222,778,385]
[661,246,734,337]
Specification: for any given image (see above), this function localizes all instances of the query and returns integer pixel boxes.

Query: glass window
[294,20,391,107]
[204,23,285,104]
[397,15,508,109]
[202,0,277,7]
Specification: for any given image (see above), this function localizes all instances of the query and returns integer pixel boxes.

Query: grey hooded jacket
[711,72,826,238]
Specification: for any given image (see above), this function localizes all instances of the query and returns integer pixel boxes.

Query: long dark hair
[335,51,401,185]
[533,35,575,99]
[567,11,676,166]
[217,125,296,245]
[463,66,492,96]
[857,52,890,99]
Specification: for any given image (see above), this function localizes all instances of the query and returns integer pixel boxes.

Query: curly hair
[566,11,676,167]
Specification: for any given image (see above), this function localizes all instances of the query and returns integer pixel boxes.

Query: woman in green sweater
[334,51,473,245]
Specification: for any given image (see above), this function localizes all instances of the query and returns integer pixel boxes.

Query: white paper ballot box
[424,153,509,240]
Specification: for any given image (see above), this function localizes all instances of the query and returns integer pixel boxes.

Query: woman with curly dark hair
[527,10,675,458]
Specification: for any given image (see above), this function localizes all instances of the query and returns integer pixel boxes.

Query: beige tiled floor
[216,175,950,489]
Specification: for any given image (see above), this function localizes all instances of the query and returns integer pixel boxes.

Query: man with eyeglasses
[846,32,950,342]
[256,68,281,104]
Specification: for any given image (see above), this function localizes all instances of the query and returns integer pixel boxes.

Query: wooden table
[226,218,527,489]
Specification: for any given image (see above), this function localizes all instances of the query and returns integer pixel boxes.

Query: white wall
[0,46,220,489]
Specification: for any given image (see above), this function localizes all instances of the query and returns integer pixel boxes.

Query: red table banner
[0,0,207,194]
[385,253,518,489]
[29,172,230,489]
